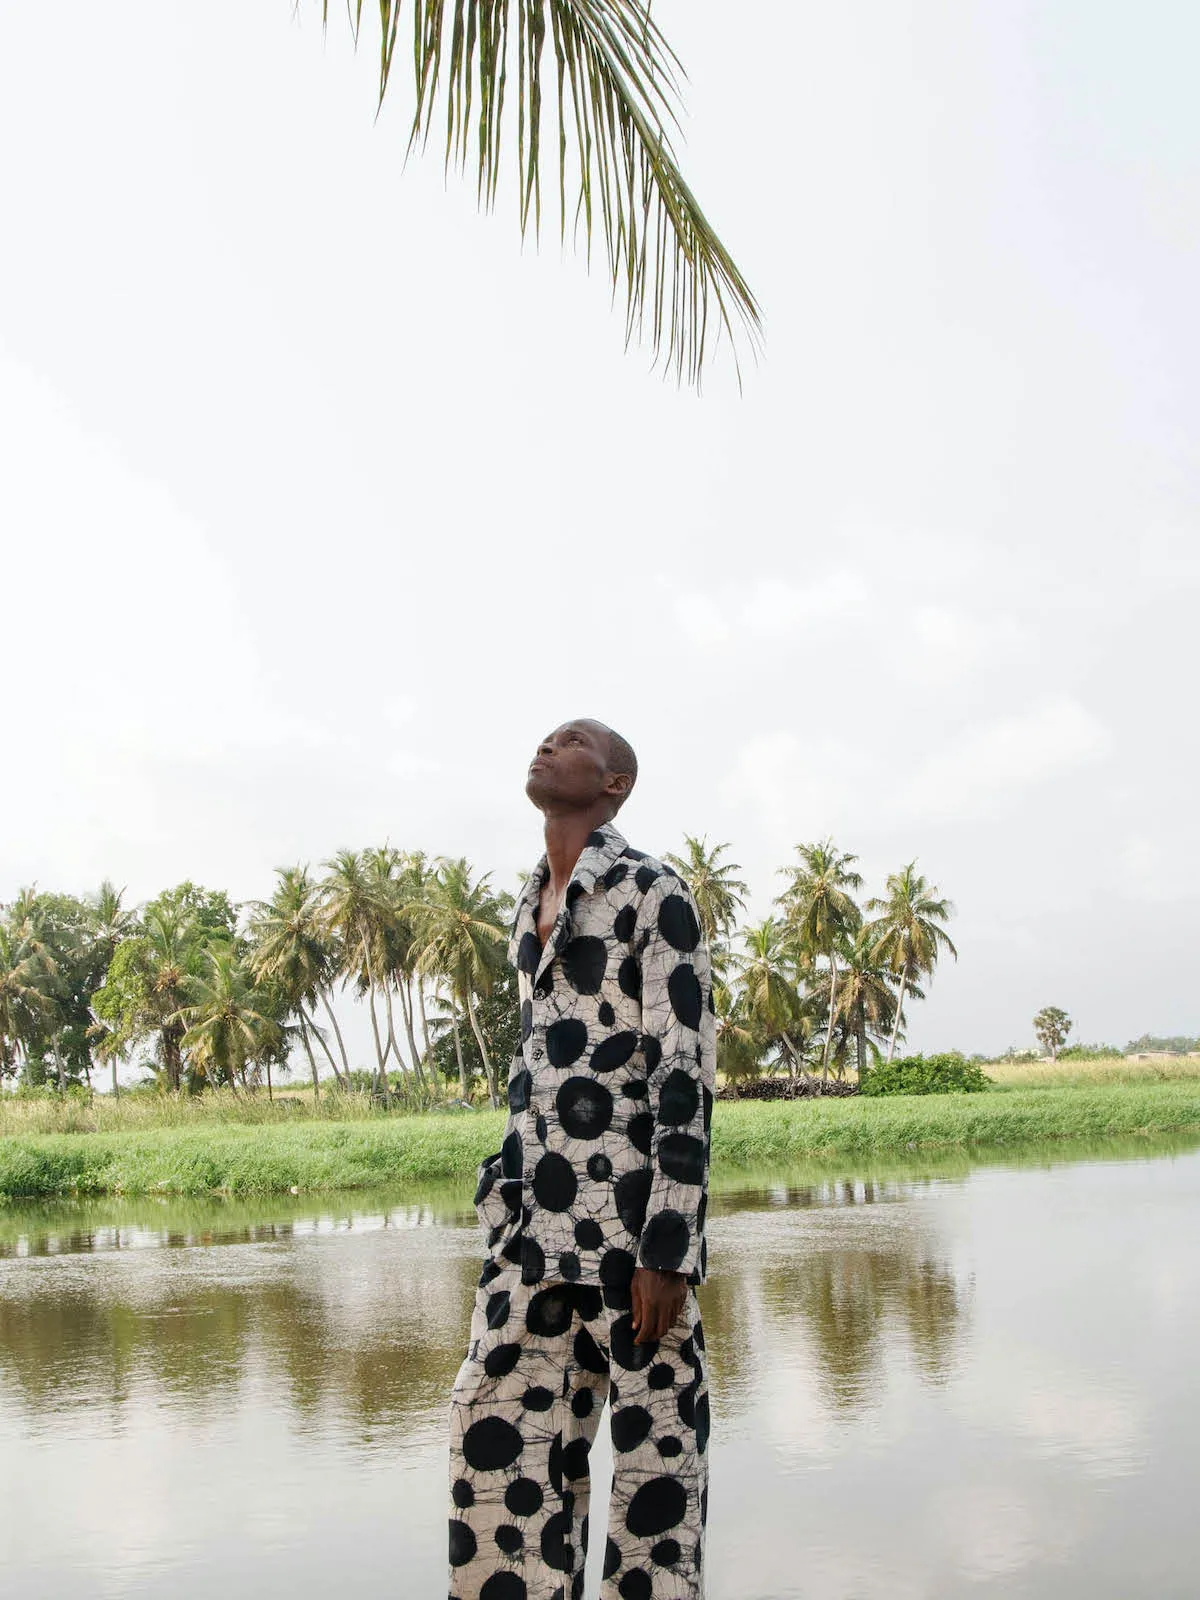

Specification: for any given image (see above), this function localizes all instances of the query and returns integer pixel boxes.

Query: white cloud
[899,698,1112,821]
[1118,833,1200,904]
[671,571,871,651]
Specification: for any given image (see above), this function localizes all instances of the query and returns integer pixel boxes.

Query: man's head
[525,719,638,819]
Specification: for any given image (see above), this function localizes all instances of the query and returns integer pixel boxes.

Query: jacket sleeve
[633,871,716,1282]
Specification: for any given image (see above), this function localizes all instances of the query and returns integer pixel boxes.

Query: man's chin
[525,773,554,807]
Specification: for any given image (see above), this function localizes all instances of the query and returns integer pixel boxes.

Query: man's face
[525,720,623,813]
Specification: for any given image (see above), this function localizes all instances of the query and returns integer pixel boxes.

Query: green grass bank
[3,1082,1200,1200]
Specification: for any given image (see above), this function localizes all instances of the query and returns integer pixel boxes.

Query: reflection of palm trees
[702,1184,971,1411]
[784,1251,890,1407]
[2,1186,972,1441]
[0,1232,481,1442]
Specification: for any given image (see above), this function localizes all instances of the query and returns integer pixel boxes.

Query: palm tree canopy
[320,850,390,954]
[834,925,910,1035]
[664,836,748,945]
[248,867,337,1009]
[0,916,57,1070]
[775,840,864,957]
[176,948,274,1086]
[327,0,759,384]
[866,862,957,981]
[405,857,510,1002]
[731,919,805,1043]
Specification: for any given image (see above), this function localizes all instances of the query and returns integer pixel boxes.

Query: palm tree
[320,850,392,1091]
[82,881,135,1095]
[249,866,350,1093]
[402,850,440,1066]
[362,845,430,1084]
[834,926,905,1084]
[329,0,759,384]
[712,981,760,1085]
[139,908,202,1093]
[374,850,448,1090]
[0,911,55,1082]
[86,880,135,957]
[730,919,809,1076]
[776,841,863,1078]
[407,858,509,1107]
[2,891,74,1090]
[176,948,275,1090]
[867,863,957,1065]
[664,836,749,948]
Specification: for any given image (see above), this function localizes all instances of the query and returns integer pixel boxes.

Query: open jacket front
[474,820,716,1290]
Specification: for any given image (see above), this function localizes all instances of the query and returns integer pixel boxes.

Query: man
[448,719,716,1600]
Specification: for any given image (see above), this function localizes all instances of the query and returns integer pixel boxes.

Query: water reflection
[0,1231,479,1443]
[0,1179,969,1431]
[2,1144,1199,1600]
[706,1176,969,1410]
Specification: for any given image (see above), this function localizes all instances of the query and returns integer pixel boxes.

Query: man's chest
[533,879,564,950]
[514,884,647,1076]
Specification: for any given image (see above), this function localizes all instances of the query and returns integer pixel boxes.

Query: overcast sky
[1,1,1197,1061]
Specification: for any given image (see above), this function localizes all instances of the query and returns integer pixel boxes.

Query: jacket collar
[507,820,629,973]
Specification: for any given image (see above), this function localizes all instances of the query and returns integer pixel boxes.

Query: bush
[859,1052,993,1097]
[1059,1043,1122,1060]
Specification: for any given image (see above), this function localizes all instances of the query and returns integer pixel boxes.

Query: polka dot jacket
[474,821,716,1290]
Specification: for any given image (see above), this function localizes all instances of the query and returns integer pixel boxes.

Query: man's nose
[537,738,554,756]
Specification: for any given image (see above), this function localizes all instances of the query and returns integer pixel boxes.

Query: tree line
[0,837,957,1101]
[667,838,955,1084]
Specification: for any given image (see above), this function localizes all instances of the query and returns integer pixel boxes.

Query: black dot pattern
[486,821,715,1291]
[448,1263,709,1598]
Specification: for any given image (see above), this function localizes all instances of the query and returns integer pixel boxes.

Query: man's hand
[631,1266,687,1345]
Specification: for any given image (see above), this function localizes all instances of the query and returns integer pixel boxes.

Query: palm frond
[320,0,759,384]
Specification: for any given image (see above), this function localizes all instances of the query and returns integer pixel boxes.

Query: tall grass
[984,1055,1200,1089]
[3,1084,1198,1201]
[0,1087,438,1137]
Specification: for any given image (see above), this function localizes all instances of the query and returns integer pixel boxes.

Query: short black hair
[606,726,638,809]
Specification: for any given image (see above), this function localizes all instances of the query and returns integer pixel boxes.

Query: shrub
[1059,1043,1123,1060]
[859,1052,993,1097]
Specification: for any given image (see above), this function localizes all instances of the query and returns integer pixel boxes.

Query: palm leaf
[319,0,760,384]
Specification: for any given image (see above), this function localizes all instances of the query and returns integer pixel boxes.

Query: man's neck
[542,806,614,891]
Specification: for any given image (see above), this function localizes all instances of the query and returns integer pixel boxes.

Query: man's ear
[606,770,633,805]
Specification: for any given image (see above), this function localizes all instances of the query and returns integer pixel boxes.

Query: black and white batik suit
[448,820,716,1600]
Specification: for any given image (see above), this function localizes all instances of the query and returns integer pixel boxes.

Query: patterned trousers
[448,1262,710,1600]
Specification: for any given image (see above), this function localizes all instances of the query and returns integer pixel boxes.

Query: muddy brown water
[1,1138,1198,1599]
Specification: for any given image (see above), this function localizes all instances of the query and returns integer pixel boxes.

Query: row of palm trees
[252,852,511,1103]
[0,836,955,1097]
[666,838,957,1082]
[0,856,513,1104]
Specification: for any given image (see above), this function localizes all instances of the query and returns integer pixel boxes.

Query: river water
[1,1138,1198,1599]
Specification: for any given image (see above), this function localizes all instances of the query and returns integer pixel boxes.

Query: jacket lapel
[530,821,628,986]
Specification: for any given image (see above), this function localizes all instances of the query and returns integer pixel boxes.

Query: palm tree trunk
[466,988,499,1108]
[163,1022,183,1094]
[303,1006,339,1082]
[381,976,402,1070]
[299,1017,321,1100]
[265,1055,274,1102]
[319,988,351,1083]
[398,979,426,1089]
[52,1036,66,1093]
[451,1004,469,1101]
[856,1015,867,1083]
[822,956,839,1080]
[360,937,387,1092]
[112,1055,119,1100]
[886,972,909,1064]
[417,981,433,1062]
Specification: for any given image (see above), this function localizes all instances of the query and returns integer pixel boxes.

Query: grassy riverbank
[3,1081,1200,1199]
